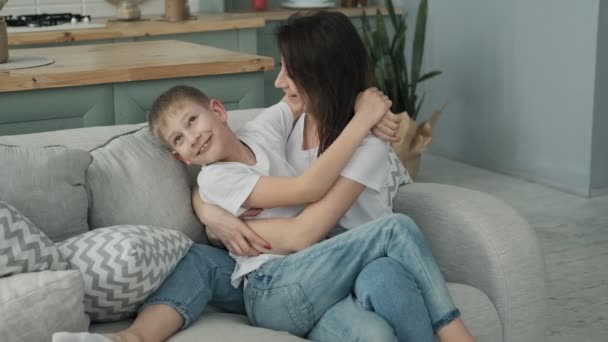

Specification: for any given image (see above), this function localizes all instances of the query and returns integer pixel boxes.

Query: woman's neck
[302,114,320,150]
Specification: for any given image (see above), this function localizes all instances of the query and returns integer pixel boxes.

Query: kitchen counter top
[7,6,393,46]
[0,40,274,92]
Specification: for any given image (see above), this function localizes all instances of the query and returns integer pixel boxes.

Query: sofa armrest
[393,183,546,342]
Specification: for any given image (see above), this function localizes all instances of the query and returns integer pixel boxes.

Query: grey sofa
[0,108,546,342]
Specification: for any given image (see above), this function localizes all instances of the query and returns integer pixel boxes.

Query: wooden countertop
[8,6,393,46]
[0,40,274,92]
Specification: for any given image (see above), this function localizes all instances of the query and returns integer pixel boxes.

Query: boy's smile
[160,99,229,166]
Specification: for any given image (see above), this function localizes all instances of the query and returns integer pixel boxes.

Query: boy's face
[159,99,230,166]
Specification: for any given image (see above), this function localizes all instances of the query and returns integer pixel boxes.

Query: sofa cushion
[57,225,193,322]
[86,127,206,243]
[0,201,68,277]
[90,312,307,342]
[0,270,90,342]
[0,144,91,242]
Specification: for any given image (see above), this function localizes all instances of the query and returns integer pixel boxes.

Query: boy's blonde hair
[149,85,211,145]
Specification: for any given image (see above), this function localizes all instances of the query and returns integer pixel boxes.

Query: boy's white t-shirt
[285,113,409,236]
[197,102,303,287]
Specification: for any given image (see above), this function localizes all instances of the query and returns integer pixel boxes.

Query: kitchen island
[0,40,274,135]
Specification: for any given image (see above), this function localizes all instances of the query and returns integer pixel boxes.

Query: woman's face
[275,56,306,111]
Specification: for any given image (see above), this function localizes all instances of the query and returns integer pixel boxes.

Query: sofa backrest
[0,108,264,243]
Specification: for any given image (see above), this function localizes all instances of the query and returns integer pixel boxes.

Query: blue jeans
[141,244,245,328]
[308,258,436,342]
[141,245,426,340]
[244,214,459,338]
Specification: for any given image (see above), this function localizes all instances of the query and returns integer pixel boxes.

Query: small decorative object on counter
[0,17,8,64]
[341,0,366,7]
[106,0,145,21]
[252,0,267,11]
[0,0,8,64]
[165,0,187,21]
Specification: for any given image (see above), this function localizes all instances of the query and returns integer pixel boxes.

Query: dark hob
[3,13,92,28]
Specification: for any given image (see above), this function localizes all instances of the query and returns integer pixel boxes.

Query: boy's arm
[245,176,365,254]
[243,119,370,208]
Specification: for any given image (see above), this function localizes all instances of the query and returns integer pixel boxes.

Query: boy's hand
[353,87,392,130]
[192,188,270,256]
[372,111,402,143]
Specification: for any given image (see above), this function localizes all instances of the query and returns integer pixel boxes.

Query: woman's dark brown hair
[276,11,374,155]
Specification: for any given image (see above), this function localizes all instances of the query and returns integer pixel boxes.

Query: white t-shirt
[286,114,409,236]
[197,102,303,287]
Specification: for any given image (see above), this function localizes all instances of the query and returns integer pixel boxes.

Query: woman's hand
[192,188,271,256]
[372,111,402,143]
[353,87,392,129]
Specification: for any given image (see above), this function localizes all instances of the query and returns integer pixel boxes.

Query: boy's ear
[209,98,228,123]
[172,151,190,165]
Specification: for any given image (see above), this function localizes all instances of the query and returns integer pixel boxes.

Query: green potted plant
[362,0,445,178]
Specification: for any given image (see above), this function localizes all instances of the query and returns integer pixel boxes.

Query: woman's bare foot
[436,317,476,342]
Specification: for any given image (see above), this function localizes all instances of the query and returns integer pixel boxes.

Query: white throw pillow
[0,270,90,342]
[0,201,68,277]
[57,225,193,322]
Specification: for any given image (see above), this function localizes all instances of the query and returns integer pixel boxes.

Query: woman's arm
[246,176,365,254]
[243,88,390,209]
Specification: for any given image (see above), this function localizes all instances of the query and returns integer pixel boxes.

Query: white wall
[399,0,602,196]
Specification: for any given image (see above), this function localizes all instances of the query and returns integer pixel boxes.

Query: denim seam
[312,314,350,341]
[284,284,314,335]
[354,296,373,311]
[432,309,461,332]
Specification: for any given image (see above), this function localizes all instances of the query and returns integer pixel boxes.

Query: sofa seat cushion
[57,225,193,322]
[0,270,90,342]
[0,145,91,241]
[86,127,206,243]
[0,201,67,277]
[90,283,499,342]
[91,312,306,342]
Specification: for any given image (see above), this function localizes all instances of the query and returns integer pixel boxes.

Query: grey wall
[591,1,608,195]
[397,0,602,196]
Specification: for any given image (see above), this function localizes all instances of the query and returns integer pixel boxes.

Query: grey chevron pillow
[0,201,68,277]
[57,225,193,322]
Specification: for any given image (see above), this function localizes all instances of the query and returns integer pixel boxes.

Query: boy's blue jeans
[142,214,458,341]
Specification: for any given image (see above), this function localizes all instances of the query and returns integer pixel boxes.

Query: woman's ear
[209,98,228,123]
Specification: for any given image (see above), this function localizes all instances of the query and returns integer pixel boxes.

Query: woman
[197,11,474,342]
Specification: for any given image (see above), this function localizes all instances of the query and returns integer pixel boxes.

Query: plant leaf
[375,9,391,54]
[416,70,442,84]
[415,92,426,120]
[385,0,399,33]
[410,0,428,106]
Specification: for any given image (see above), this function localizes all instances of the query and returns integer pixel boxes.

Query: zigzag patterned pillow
[57,225,193,322]
[0,201,68,277]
